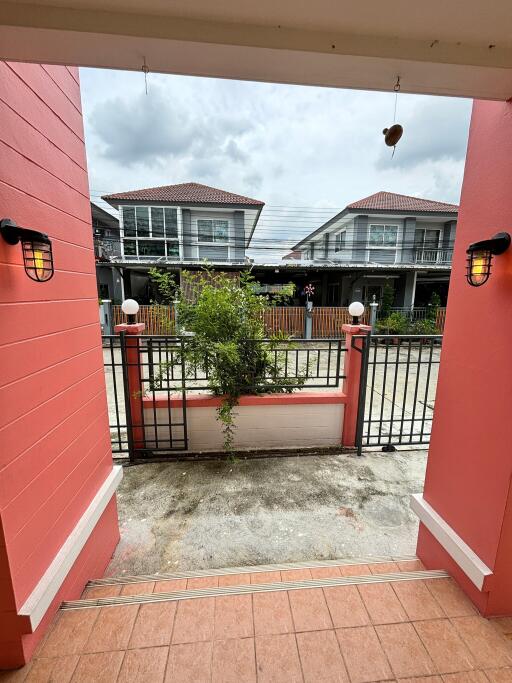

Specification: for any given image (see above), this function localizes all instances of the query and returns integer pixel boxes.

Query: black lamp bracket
[1,218,50,246]
[466,231,511,255]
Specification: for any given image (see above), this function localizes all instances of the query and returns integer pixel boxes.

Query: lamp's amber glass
[22,239,54,282]
[466,249,492,287]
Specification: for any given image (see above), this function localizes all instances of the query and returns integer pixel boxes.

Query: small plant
[148,268,177,304]
[427,291,441,322]
[409,318,440,335]
[176,269,304,451]
[375,312,408,335]
[380,282,395,318]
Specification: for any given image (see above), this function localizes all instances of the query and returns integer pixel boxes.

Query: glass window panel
[425,229,440,248]
[164,208,178,239]
[384,225,398,246]
[369,225,384,245]
[151,207,165,237]
[414,229,424,247]
[213,220,228,242]
[198,219,213,242]
[138,240,165,257]
[136,206,150,236]
[124,240,136,256]
[167,241,179,257]
[123,206,136,237]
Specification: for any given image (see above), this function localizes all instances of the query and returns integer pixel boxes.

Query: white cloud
[80,68,472,260]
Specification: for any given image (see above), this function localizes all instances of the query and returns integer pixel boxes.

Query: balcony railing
[414,248,453,264]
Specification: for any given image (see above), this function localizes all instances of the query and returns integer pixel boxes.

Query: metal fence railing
[355,334,442,455]
[103,335,347,458]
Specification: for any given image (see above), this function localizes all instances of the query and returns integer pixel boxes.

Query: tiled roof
[103,182,264,206]
[347,191,458,213]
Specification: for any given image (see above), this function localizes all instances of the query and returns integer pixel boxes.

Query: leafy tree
[148,268,177,304]
[427,291,441,321]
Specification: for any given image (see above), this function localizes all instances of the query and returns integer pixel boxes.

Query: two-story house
[288,191,458,308]
[99,182,264,301]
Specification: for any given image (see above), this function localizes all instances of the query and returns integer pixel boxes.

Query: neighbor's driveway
[106,449,427,576]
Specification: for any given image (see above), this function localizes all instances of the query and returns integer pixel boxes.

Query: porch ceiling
[1,0,512,99]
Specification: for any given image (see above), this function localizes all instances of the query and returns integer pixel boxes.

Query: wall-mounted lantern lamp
[121,298,140,324]
[348,301,365,325]
[1,218,54,282]
[466,232,511,287]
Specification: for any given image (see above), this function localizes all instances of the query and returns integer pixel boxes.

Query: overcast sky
[80,68,472,260]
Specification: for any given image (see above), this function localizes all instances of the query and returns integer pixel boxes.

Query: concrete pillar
[341,323,371,447]
[403,271,417,309]
[415,99,512,616]
[114,323,146,453]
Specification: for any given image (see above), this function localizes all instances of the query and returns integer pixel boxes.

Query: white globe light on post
[348,301,365,325]
[121,298,140,324]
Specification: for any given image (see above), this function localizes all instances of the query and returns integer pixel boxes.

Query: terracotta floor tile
[0,667,31,683]
[392,581,445,621]
[187,576,219,589]
[250,571,281,584]
[399,677,443,683]
[83,605,138,653]
[71,651,124,683]
[451,615,512,669]
[369,562,400,574]
[424,579,476,617]
[120,581,155,596]
[491,618,512,636]
[25,655,79,682]
[376,622,436,678]
[357,583,408,624]
[336,625,393,683]
[441,672,489,682]
[413,618,475,674]
[484,668,512,682]
[397,560,426,572]
[323,585,370,628]
[39,608,101,657]
[171,597,215,643]
[255,634,303,683]
[117,646,168,683]
[253,591,294,635]
[212,638,256,683]
[310,566,342,579]
[281,568,312,582]
[288,588,332,631]
[128,601,176,648]
[153,578,187,593]
[82,585,121,599]
[214,594,254,640]
[339,564,372,577]
[297,629,348,682]
[217,573,252,587]
[165,641,212,683]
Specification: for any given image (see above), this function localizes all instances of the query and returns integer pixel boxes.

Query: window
[121,205,179,259]
[415,228,440,249]
[197,219,229,243]
[369,224,398,247]
[334,231,346,252]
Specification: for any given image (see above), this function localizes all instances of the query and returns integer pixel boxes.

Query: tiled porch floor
[2,568,512,682]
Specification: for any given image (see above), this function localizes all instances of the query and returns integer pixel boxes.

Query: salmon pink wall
[0,62,119,666]
[418,99,512,616]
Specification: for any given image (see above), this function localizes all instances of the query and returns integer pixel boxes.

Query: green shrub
[375,312,408,335]
[176,269,304,451]
[409,318,440,335]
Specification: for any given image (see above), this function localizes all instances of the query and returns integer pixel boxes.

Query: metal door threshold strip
[87,554,419,586]
[63,569,450,610]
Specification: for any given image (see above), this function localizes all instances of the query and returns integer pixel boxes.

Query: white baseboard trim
[19,465,123,631]
[410,493,492,590]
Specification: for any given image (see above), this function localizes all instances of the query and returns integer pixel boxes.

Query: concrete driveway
[106,449,427,576]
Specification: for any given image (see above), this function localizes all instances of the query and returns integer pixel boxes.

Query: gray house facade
[98,182,264,301]
[290,191,458,307]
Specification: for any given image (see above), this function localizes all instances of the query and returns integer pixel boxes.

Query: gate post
[115,322,145,458]
[341,323,371,449]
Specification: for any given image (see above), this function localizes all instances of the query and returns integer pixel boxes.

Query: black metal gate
[103,333,188,460]
[355,334,442,455]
